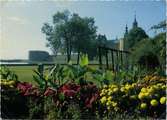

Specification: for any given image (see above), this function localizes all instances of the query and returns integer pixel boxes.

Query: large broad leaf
[79,54,89,67]
[33,75,45,89]
[33,70,46,89]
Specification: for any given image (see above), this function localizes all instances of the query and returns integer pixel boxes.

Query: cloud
[6,16,28,25]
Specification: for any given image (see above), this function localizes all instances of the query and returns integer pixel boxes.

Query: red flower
[44,87,56,96]
[17,82,32,94]
[17,82,40,96]
[59,83,80,97]
[80,83,99,108]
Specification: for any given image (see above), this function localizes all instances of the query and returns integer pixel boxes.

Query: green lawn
[9,66,38,84]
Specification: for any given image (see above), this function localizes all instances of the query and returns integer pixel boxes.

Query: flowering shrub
[1,65,166,119]
[99,75,166,118]
[58,82,81,98]
[17,82,40,96]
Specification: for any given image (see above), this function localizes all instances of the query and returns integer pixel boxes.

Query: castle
[119,14,147,51]
[119,14,138,51]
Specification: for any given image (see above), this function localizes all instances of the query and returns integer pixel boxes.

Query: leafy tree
[150,20,166,31]
[124,27,148,50]
[41,10,70,55]
[42,10,97,62]
[130,32,165,70]
[96,34,107,47]
[152,32,166,67]
[68,13,97,60]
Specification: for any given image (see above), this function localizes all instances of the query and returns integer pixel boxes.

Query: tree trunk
[77,51,80,65]
[65,31,71,63]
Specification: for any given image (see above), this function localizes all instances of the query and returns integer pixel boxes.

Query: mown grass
[9,66,38,84]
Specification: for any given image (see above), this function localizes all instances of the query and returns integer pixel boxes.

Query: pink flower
[17,82,32,94]
[59,83,80,97]
[17,82,40,96]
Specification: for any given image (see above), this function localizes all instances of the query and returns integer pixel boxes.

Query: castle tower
[125,24,128,36]
[123,24,129,51]
[133,13,138,28]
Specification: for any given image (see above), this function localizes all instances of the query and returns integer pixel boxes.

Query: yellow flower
[111,102,117,107]
[100,93,104,97]
[143,92,149,98]
[140,103,147,109]
[100,96,107,104]
[113,87,119,92]
[8,80,15,85]
[120,87,125,92]
[150,99,158,107]
[108,91,113,96]
[106,101,112,106]
[161,85,166,90]
[157,83,163,86]
[125,84,132,90]
[107,96,113,101]
[160,97,166,104]
[141,88,147,93]
[131,83,136,87]
[3,81,8,85]
[108,88,112,92]
[138,93,145,100]
[153,85,159,90]
[103,85,108,88]
[101,89,107,94]
[147,87,154,94]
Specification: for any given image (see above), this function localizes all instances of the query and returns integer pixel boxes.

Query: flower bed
[1,58,166,119]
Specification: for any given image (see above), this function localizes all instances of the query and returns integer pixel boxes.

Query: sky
[0,0,166,59]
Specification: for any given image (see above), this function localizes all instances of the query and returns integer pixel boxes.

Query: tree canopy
[41,10,97,61]
[124,27,148,50]
[130,32,166,69]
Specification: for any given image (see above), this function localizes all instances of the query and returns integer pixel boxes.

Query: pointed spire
[133,11,138,28]
[134,11,136,20]
[125,24,128,34]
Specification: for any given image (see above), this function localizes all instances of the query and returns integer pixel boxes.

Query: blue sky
[0,0,166,59]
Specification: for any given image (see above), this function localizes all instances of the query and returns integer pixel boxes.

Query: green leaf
[79,54,89,67]
[33,75,45,88]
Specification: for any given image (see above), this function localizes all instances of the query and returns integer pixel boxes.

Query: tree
[150,20,166,31]
[41,10,71,61]
[96,34,107,47]
[41,10,97,62]
[124,27,148,50]
[130,32,166,69]
[67,13,97,60]
[152,32,166,67]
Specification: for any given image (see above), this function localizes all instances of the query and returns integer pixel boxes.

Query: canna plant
[33,65,58,94]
